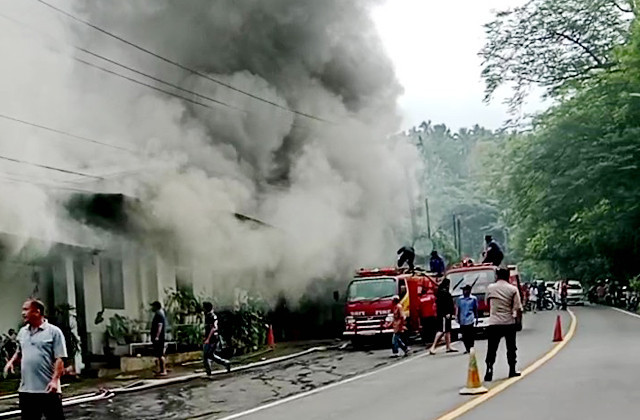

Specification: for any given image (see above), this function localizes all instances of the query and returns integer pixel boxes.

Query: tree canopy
[481,0,634,109]
[403,122,507,265]
[480,0,640,284]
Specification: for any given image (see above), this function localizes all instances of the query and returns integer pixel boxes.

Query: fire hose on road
[0,389,115,419]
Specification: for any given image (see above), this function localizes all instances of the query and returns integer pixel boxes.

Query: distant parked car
[554,280,585,306]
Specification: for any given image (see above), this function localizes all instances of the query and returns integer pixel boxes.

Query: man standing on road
[560,280,569,311]
[429,278,458,354]
[537,281,547,311]
[203,302,231,374]
[528,284,538,314]
[3,299,67,420]
[389,295,409,357]
[482,235,504,266]
[150,301,167,376]
[484,268,523,381]
[456,284,478,353]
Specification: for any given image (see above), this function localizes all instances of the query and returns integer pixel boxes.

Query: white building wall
[82,255,103,355]
[82,249,179,355]
[0,262,36,334]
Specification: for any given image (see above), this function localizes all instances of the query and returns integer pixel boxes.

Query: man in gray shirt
[484,268,523,382]
[3,299,67,420]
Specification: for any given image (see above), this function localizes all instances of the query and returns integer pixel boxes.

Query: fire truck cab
[343,267,440,345]
[448,263,524,334]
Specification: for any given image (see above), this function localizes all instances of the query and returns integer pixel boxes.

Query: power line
[0,154,103,179]
[0,113,137,154]
[2,11,320,135]
[78,48,245,113]
[0,173,100,193]
[36,0,331,123]
[75,57,223,112]
[0,12,244,121]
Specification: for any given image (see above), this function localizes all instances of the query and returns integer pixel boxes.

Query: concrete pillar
[63,255,84,373]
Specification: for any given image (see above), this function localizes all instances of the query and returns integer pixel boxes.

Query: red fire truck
[448,263,524,334]
[343,267,440,345]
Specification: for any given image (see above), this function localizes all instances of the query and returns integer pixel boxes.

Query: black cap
[462,284,472,291]
[150,301,162,310]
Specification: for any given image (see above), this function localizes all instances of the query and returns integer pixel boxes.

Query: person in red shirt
[390,296,409,357]
[560,280,569,310]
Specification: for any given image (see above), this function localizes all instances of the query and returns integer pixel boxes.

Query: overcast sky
[373,0,542,131]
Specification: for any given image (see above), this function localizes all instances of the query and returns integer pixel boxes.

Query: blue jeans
[391,333,407,354]
[203,343,229,374]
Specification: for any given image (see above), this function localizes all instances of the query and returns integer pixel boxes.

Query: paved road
[208,309,572,420]
[459,305,640,420]
[61,307,615,420]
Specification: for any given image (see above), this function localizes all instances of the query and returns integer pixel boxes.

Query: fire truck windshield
[347,278,397,302]
[449,269,495,297]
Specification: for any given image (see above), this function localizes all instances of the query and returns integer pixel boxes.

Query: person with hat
[150,301,167,376]
[456,284,478,353]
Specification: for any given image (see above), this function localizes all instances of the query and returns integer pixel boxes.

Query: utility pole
[457,216,462,257]
[452,214,458,255]
[425,198,431,239]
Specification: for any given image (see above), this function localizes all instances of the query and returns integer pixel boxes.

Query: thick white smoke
[0,0,423,302]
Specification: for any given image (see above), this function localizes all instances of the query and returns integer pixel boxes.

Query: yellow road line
[435,310,578,420]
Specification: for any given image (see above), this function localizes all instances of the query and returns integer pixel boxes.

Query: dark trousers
[19,393,65,420]
[460,324,475,352]
[561,296,568,310]
[485,324,517,368]
[203,343,229,375]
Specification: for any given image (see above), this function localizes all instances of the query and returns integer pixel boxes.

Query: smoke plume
[0,0,422,303]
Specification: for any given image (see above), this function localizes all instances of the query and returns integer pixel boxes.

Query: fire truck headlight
[384,314,394,324]
[346,316,356,326]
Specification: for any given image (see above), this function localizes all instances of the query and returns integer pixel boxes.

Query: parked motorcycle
[541,291,555,311]
[628,292,639,312]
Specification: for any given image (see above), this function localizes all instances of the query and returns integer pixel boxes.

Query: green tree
[481,0,634,109]
[487,16,640,284]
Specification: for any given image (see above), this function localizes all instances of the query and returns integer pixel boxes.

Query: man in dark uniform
[429,250,446,276]
[482,235,504,266]
[397,246,415,271]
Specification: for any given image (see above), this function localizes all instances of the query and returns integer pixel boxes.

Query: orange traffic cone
[553,315,563,342]
[267,324,276,348]
[459,348,488,395]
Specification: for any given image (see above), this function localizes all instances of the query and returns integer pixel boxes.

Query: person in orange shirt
[390,295,409,357]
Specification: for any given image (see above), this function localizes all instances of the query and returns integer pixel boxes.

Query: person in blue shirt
[429,250,445,276]
[456,284,478,353]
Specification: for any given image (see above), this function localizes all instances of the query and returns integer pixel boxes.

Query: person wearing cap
[389,295,409,357]
[456,284,478,353]
[150,301,167,376]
